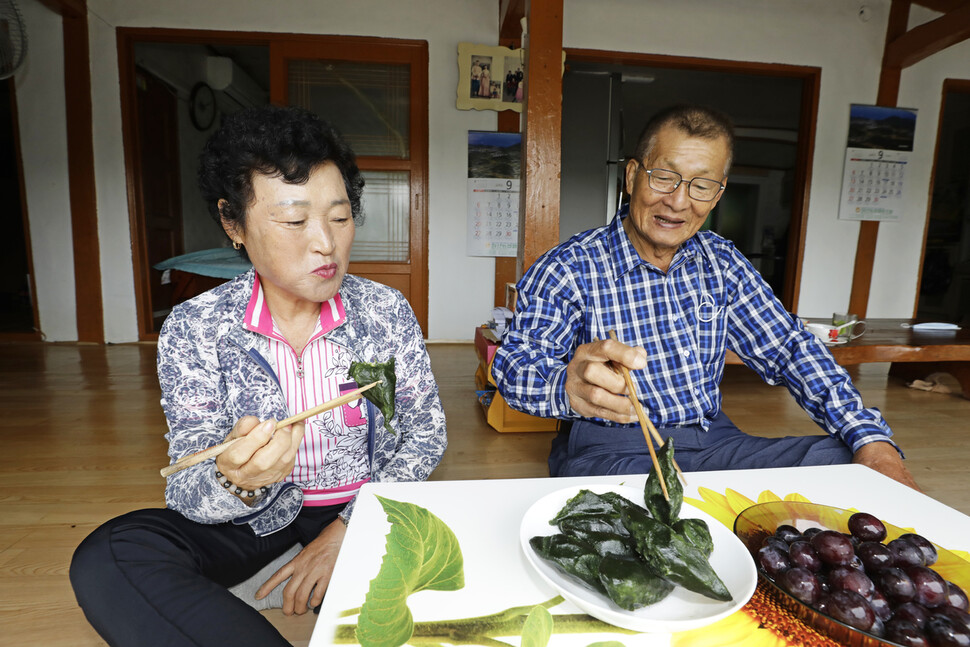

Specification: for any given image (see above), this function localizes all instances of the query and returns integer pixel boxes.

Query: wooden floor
[2,341,969,646]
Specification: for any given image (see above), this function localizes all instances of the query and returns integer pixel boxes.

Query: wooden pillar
[61,1,104,342]
[494,2,525,308]
[848,0,909,318]
[517,0,563,277]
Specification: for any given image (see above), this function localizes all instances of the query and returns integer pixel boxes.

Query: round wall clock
[189,82,217,131]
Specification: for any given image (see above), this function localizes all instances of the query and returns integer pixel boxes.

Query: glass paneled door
[270,37,429,334]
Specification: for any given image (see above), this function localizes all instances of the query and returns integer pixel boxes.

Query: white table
[310,464,970,647]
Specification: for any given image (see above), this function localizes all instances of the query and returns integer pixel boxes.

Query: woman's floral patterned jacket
[157,269,447,536]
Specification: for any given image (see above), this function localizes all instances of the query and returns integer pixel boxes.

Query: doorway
[560,51,819,310]
[0,78,39,338]
[918,80,970,326]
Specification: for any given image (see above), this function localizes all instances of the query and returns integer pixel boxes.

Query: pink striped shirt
[244,275,369,506]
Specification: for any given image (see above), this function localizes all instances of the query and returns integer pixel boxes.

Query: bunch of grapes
[757,512,970,646]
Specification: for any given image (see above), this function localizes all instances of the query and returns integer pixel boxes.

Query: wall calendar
[466,131,521,257]
[838,104,917,222]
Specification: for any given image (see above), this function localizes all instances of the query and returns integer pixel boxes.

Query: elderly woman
[70,105,447,646]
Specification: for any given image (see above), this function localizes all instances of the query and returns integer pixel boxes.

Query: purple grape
[817,571,831,594]
[947,582,970,612]
[934,606,970,634]
[925,614,970,647]
[899,533,938,567]
[870,615,887,638]
[824,589,876,631]
[857,540,895,572]
[895,601,931,628]
[811,529,856,566]
[890,538,926,568]
[816,593,831,615]
[775,524,801,543]
[758,543,791,578]
[885,618,930,647]
[763,535,789,551]
[875,566,917,603]
[802,527,823,539]
[829,565,875,599]
[870,588,893,621]
[779,566,822,606]
[906,566,949,608]
[789,540,822,572]
[848,512,887,542]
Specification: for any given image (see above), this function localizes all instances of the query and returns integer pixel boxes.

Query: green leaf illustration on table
[355,495,464,647]
[338,496,639,646]
[521,605,554,647]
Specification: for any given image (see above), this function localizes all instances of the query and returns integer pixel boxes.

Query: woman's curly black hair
[198,105,365,253]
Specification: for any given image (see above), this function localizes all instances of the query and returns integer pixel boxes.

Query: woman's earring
[232,241,242,250]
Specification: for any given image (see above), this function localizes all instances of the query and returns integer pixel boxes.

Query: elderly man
[492,104,917,489]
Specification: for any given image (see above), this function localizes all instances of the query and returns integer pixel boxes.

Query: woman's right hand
[214,416,306,492]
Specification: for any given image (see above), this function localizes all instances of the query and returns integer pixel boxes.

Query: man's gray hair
[634,105,735,176]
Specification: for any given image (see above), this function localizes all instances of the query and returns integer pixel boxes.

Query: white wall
[15,0,76,341]
[17,0,969,341]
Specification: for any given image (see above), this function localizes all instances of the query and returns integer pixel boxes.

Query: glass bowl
[734,501,970,647]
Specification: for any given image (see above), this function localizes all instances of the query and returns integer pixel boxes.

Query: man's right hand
[565,338,647,423]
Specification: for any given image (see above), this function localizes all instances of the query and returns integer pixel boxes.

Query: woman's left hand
[255,518,347,615]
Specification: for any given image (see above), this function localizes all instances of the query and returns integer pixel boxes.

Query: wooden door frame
[562,48,821,311]
[913,77,970,316]
[269,36,430,335]
[35,0,103,342]
[118,28,429,339]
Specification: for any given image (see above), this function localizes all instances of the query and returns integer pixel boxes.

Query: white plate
[824,339,848,346]
[520,484,757,633]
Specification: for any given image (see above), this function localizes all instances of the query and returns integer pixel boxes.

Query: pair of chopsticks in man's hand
[604,331,686,501]
[159,381,380,478]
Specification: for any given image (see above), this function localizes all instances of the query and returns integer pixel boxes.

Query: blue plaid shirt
[492,210,895,454]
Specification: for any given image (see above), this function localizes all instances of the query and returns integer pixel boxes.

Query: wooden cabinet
[473,327,559,433]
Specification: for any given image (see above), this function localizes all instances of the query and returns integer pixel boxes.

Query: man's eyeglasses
[637,164,725,202]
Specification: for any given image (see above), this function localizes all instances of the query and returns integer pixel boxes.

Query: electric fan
[0,0,27,80]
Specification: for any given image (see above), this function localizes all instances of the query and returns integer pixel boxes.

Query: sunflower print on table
[666,488,970,647]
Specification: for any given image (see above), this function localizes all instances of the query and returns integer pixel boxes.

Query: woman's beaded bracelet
[215,470,268,499]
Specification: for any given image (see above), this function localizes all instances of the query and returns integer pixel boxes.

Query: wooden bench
[726,318,970,397]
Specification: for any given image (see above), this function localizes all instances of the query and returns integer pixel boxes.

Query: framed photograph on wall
[457,42,525,113]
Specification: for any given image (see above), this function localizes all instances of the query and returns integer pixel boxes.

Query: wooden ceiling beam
[884,2,970,68]
[499,0,527,41]
[913,0,965,13]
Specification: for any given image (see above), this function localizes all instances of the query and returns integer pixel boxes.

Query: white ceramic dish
[520,484,757,633]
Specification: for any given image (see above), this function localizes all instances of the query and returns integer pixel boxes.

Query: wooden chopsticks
[605,331,687,499]
[159,381,380,478]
